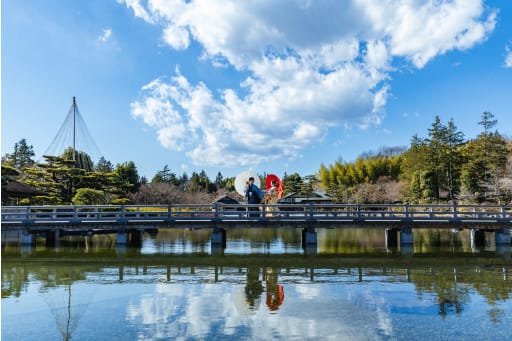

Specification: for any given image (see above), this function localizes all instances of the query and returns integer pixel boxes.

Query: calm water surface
[2,227,512,340]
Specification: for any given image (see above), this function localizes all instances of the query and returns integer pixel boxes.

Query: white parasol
[234,170,260,196]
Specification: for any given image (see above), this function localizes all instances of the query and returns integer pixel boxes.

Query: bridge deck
[2,203,511,232]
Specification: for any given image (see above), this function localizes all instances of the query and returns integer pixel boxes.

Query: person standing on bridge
[245,177,264,217]
[265,179,279,217]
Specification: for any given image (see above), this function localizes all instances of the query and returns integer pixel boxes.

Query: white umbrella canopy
[234,170,261,196]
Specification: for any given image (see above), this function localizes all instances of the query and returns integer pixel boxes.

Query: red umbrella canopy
[266,174,284,198]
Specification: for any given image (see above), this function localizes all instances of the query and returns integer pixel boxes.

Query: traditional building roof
[278,190,332,204]
[212,194,242,205]
[6,181,48,197]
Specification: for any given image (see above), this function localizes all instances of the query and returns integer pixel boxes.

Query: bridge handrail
[1,203,511,223]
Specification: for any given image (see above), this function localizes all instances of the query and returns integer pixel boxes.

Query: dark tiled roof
[5,182,48,196]
[212,195,241,204]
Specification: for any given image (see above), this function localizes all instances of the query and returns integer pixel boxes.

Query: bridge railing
[1,204,511,223]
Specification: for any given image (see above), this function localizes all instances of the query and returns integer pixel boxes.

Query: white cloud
[505,42,512,68]
[122,0,497,168]
[123,279,387,340]
[117,0,155,23]
[162,24,190,50]
[98,28,112,43]
[358,0,496,68]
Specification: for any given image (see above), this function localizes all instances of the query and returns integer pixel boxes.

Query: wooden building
[3,181,48,205]
[278,191,332,205]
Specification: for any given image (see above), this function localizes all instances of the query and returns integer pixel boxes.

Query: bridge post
[301,227,317,247]
[120,205,126,220]
[470,229,485,250]
[385,228,398,249]
[45,229,60,247]
[20,230,34,255]
[211,227,227,252]
[495,228,511,245]
[400,226,414,246]
[308,203,314,220]
[115,228,132,256]
[20,230,34,246]
[116,230,128,244]
[118,266,124,281]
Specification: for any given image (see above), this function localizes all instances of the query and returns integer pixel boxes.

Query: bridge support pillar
[400,227,414,246]
[495,228,511,245]
[21,231,34,246]
[385,228,398,249]
[471,229,485,250]
[116,231,128,244]
[45,230,60,247]
[301,227,317,247]
[211,227,226,248]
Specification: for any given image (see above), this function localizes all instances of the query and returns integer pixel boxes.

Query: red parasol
[266,174,284,198]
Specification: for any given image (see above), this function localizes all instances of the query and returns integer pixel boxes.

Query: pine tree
[2,138,35,169]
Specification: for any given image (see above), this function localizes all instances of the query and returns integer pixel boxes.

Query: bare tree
[129,183,181,204]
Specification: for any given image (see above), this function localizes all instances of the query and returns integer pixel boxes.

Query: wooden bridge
[2,203,511,247]
[2,203,512,229]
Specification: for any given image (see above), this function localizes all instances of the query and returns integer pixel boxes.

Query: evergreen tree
[95,156,114,172]
[425,115,447,200]
[61,147,94,171]
[1,165,21,205]
[300,175,318,197]
[223,176,236,191]
[113,161,141,195]
[461,112,509,201]
[152,165,177,184]
[188,172,201,193]
[73,188,105,205]
[478,111,497,136]
[2,138,35,169]
[400,135,428,201]
[215,171,224,188]
[445,119,465,200]
[199,170,213,192]
[78,171,112,191]
[22,155,82,204]
[283,173,302,195]
[179,172,189,190]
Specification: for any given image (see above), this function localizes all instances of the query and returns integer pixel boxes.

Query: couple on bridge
[244,176,282,217]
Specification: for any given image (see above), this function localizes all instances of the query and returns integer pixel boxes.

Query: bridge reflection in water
[2,228,512,340]
[3,225,511,257]
[2,232,511,311]
[3,227,511,287]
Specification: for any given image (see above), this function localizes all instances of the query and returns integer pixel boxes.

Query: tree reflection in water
[45,284,77,341]
[437,269,467,318]
[2,227,511,331]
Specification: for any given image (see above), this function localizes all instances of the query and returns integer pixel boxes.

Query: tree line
[320,112,511,204]
[1,140,306,205]
[2,111,511,205]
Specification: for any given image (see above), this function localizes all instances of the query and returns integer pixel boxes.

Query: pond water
[2,227,512,340]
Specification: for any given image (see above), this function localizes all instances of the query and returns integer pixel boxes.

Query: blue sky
[2,0,512,180]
